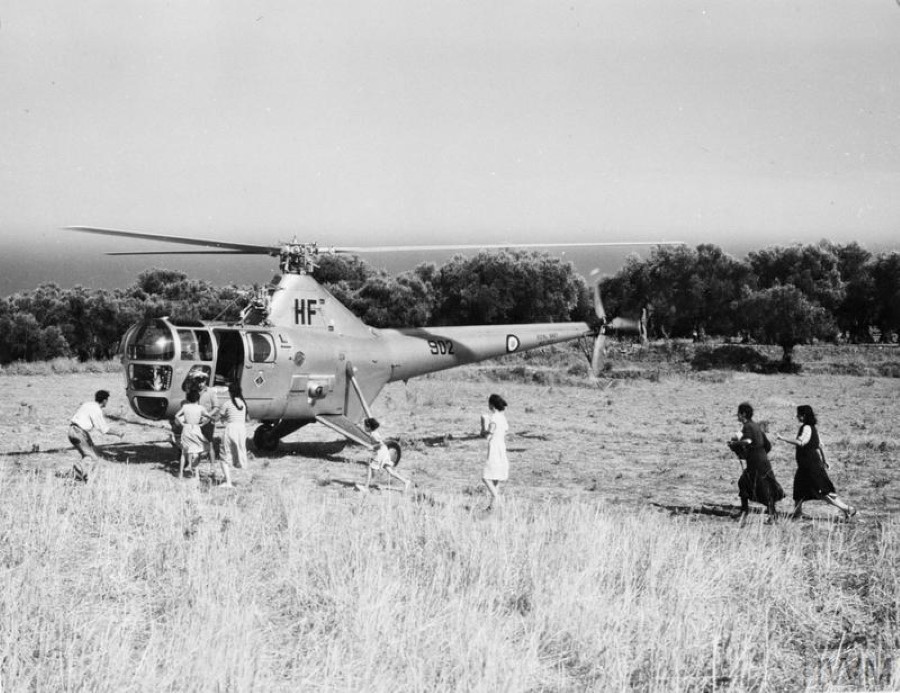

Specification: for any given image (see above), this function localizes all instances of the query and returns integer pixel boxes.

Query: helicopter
[69,226,674,458]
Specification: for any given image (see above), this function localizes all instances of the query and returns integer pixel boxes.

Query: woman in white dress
[481,393,509,511]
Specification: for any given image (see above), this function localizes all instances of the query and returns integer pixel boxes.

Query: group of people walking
[729,402,856,523]
[67,384,855,522]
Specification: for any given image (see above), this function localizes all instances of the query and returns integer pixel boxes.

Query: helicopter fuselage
[120,274,591,448]
[122,317,590,421]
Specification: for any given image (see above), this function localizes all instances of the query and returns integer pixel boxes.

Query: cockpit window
[195,331,214,361]
[178,330,199,360]
[177,329,214,361]
[248,333,275,363]
[127,321,175,361]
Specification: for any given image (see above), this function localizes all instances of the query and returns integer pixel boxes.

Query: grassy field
[1,345,898,691]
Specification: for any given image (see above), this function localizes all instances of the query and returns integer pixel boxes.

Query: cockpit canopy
[122,319,217,420]
[120,317,274,421]
[126,320,175,361]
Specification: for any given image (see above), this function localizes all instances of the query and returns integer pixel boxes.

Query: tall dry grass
[1,465,897,692]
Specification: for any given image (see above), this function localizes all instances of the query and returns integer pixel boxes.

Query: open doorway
[213,330,245,387]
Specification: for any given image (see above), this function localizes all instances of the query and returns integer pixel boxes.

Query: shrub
[878,362,900,378]
[691,345,780,373]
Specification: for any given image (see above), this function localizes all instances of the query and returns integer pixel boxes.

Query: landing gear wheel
[386,440,402,467]
[253,424,280,452]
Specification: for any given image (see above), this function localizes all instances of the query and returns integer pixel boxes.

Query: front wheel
[253,424,280,452]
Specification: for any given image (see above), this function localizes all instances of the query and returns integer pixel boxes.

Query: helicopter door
[241,330,290,419]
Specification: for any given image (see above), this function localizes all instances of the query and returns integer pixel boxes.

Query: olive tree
[736,285,837,370]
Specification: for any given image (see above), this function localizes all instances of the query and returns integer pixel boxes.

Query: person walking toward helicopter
[219,381,248,475]
[195,373,220,464]
[481,393,510,512]
[727,402,784,523]
[68,389,124,482]
[776,405,856,520]
[174,389,213,480]
[362,418,410,492]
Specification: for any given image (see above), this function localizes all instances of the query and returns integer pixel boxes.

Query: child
[363,418,410,493]
[174,389,211,479]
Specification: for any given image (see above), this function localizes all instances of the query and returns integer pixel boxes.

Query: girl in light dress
[175,389,212,479]
[176,386,236,488]
[219,382,249,477]
[481,393,509,511]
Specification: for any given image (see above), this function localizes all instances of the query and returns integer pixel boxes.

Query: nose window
[132,396,169,420]
[128,364,173,392]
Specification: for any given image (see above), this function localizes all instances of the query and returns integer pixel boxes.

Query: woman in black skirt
[776,405,856,520]
[728,402,784,522]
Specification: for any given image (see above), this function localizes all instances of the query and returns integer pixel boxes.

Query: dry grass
[1,346,899,691]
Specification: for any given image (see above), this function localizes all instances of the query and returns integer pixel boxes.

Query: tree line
[0,241,897,367]
[599,241,900,367]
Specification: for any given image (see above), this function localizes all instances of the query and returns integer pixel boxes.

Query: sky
[1,0,899,294]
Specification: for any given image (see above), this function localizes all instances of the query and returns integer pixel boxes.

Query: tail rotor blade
[590,330,606,376]
[589,268,606,322]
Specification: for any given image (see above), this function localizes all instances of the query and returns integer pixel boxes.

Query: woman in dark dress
[728,402,784,522]
[776,405,856,520]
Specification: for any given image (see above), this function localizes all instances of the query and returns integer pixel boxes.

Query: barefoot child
[363,418,410,492]
[174,389,212,480]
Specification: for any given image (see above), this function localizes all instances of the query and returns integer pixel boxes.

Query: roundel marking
[506,334,520,353]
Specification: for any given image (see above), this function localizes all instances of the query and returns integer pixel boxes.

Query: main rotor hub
[279,240,333,274]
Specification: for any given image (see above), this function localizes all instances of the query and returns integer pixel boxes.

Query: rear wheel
[253,423,280,452]
[385,440,402,466]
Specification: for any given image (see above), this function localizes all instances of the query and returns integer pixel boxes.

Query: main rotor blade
[335,241,682,253]
[68,225,684,256]
[66,226,277,255]
[105,251,252,256]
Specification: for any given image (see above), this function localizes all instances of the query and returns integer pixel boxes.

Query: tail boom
[380,322,591,382]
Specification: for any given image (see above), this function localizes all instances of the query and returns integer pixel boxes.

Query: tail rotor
[589,269,607,375]
[588,269,646,376]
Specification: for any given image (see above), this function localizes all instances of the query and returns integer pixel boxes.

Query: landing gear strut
[346,363,403,463]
